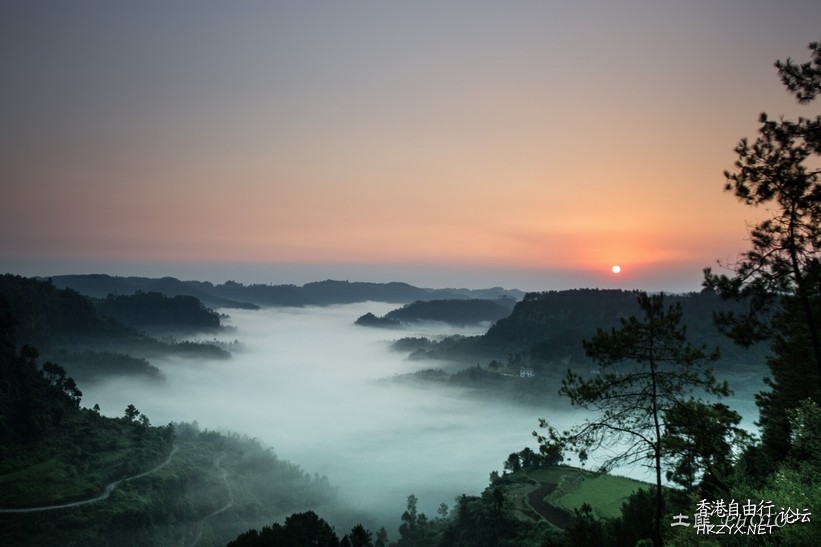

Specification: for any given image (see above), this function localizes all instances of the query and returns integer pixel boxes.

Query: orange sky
[2,2,819,290]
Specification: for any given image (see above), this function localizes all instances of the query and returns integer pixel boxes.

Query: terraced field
[506,466,650,528]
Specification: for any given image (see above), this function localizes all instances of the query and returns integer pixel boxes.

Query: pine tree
[536,293,727,547]
[704,38,821,468]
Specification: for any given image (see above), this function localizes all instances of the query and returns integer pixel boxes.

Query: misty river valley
[0,279,789,545]
[77,303,582,533]
[4,11,821,544]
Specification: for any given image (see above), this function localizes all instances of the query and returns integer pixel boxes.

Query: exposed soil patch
[507,480,542,522]
[526,481,575,529]
[505,477,576,529]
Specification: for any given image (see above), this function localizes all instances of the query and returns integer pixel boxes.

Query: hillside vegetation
[395,289,765,368]
[357,297,516,328]
[0,301,337,546]
[51,275,524,308]
[0,275,229,381]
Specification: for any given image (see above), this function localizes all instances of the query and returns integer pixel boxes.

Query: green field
[525,466,651,520]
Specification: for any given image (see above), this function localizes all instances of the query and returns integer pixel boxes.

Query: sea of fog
[80,303,583,527]
[79,302,763,531]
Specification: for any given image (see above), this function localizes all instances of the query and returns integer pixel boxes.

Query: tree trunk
[787,209,821,388]
[650,352,664,547]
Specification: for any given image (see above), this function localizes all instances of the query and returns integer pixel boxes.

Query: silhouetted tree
[398,494,418,540]
[565,503,607,547]
[503,452,521,473]
[347,524,373,547]
[276,511,340,546]
[602,488,657,547]
[704,38,821,470]
[536,293,727,547]
[518,446,542,468]
[41,361,82,408]
[374,527,389,547]
[661,399,749,499]
[539,440,563,467]
[124,404,140,421]
[704,39,820,361]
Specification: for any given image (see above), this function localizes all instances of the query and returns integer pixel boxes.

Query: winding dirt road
[0,445,179,514]
[526,481,575,529]
[188,453,233,547]
[508,478,575,529]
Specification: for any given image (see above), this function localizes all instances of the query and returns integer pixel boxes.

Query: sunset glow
[2,2,819,291]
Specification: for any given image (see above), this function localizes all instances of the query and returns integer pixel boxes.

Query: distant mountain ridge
[48,274,525,308]
[356,297,517,328]
[47,274,260,310]
[395,288,767,367]
[0,274,229,381]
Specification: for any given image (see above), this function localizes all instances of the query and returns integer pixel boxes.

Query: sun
[611,265,622,274]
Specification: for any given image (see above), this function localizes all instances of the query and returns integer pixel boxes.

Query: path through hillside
[526,481,575,529]
[0,445,179,513]
[508,478,575,529]
[188,453,233,547]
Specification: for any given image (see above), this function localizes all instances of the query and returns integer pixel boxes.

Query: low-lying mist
[80,303,584,529]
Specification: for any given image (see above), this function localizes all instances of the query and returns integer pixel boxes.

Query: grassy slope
[0,421,336,547]
[539,468,649,519]
[509,466,651,525]
[0,411,172,508]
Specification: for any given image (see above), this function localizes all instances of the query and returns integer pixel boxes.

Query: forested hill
[401,289,766,366]
[0,275,110,348]
[0,275,229,381]
[0,275,225,344]
[48,274,259,310]
[0,300,339,547]
[357,297,517,328]
[95,291,221,332]
[49,274,525,308]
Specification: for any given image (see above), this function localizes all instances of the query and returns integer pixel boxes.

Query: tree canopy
[704,40,820,370]
[536,293,731,547]
[704,38,821,472]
